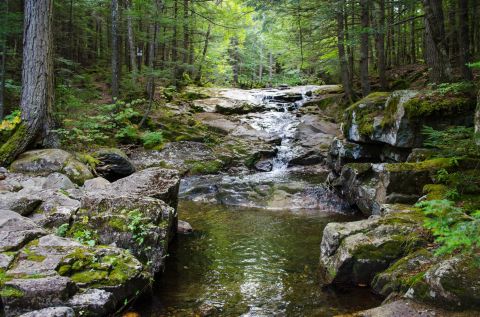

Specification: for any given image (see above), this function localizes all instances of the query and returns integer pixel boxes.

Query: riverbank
[0,84,479,316]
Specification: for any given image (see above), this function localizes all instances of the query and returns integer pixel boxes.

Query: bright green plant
[73,229,96,247]
[56,224,69,237]
[141,131,164,149]
[127,210,152,246]
[416,199,480,257]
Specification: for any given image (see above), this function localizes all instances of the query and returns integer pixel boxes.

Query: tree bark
[458,0,472,80]
[231,37,239,86]
[423,0,452,83]
[0,0,8,120]
[337,0,354,102]
[111,0,120,100]
[126,0,137,75]
[268,52,274,86]
[375,0,387,90]
[0,0,54,165]
[195,24,211,84]
[360,0,371,96]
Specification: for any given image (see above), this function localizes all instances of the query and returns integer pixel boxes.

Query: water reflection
[135,201,381,317]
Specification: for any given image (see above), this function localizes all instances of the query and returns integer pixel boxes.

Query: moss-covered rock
[343,92,391,142]
[404,255,480,310]
[333,159,458,215]
[10,149,93,185]
[319,205,428,286]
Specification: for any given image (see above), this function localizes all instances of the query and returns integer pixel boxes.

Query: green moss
[0,286,24,298]
[380,95,401,128]
[70,270,108,284]
[423,184,449,200]
[108,217,128,232]
[385,158,455,173]
[354,239,405,261]
[0,122,27,166]
[403,92,476,119]
[345,163,372,175]
[189,160,224,175]
[343,92,390,138]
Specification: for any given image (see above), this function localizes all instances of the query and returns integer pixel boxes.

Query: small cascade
[254,87,313,172]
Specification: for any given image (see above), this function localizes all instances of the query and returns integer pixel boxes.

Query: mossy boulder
[343,89,476,148]
[372,248,436,297]
[73,194,175,275]
[404,255,480,310]
[319,205,428,286]
[333,158,457,215]
[10,149,93,185]
[1,233,149,316]
[343,92,391,142]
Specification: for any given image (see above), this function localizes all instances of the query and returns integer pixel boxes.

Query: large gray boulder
[319,205,427,286]
[404,255,480,310]
[74,194,175,275]
[0,209,45,252]
[112,167,180,209]
[333,158,455,215]
[343,90,476,148]
[10,150,93,185]
[1,233,150,316]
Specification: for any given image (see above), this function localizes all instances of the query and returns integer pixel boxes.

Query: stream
[135,87,382,316]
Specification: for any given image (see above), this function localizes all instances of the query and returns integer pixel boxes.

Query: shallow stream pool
[135,201,381,317]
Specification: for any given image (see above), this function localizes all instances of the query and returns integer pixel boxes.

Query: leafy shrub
[423,126,479,159]
[55,99,145,149]
[73,229,96,247]
[115,125,139,143]
[430,81,475,96]
[0,110,21,143]
[416,199,479,258]
[141,131,164,149]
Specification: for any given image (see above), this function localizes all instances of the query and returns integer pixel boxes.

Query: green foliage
[73,229,96,247]
[0,110,21,143]
[55,98,145,149]
[127,210,152,247]
[141,131,164,149]
[56,223,70,237]
[416,200,480,257]
[423,126,479,159]
[430,82,475,96]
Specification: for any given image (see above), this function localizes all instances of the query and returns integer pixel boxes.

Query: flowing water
[134,87,382,316]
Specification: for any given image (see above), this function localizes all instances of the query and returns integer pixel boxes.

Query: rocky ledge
[0,149,180,316]
[323,88,479,315]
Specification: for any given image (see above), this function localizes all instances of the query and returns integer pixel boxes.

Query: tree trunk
[172,0,179,84]
[126,0,137,75]
[375,0,387,90]
[337,1,354,102]
[423,0,452,83]
[458,0,472,80]
[269,52,273,86]
[0,0,8,120]
[360,0,371,96]
[111,0,120,100]
[183,0,189,68]
[258,45,263,82]
[195,25,211,84]
[231,37,239,86]
[0,0,54,165]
